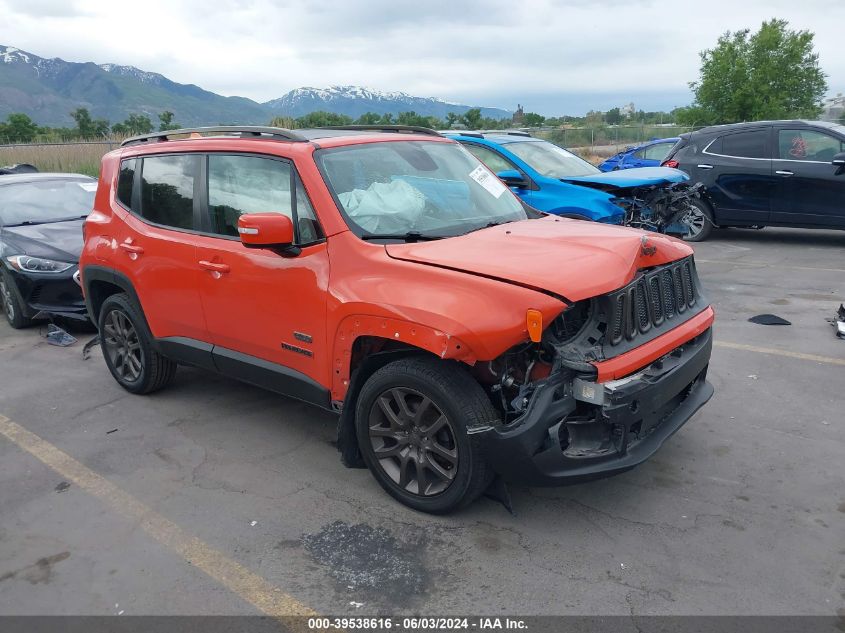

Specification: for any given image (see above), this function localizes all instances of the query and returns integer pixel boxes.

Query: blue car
[445,131,697,233]
[598,137,680,172]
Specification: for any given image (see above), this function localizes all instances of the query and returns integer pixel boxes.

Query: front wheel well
[336,336,477,468]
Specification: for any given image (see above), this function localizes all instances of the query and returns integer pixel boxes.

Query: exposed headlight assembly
[6,255,73,274]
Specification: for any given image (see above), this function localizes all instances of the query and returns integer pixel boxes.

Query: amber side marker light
[526,309,543,343]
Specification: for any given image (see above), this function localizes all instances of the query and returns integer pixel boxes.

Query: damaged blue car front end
[448,133,700,235]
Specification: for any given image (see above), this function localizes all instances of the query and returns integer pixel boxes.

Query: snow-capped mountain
[264,85,510,119]
[0,44,510,127]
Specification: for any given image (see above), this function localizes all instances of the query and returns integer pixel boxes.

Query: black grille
[607,257,698,346]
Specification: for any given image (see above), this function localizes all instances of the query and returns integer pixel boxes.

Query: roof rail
[438,130,484,138]
[120,126,308,147]
[316,125,441,137]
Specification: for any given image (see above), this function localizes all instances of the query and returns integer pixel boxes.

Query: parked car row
[59,125,713,513]
[3,120,840,512]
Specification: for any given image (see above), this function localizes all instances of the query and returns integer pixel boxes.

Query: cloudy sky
[1,0,843,115]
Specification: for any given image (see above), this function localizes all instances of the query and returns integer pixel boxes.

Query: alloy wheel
[102,309,143,382]
[368,387,459,496]
[682,203,706,239]
[0,278,14,321]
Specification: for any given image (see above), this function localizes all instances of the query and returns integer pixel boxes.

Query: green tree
[70,108,110,138]
[0,113,39,142]
[461,108,483,129]
[445,112,460,129]
[294,111,354,128]
[688,19,827,125]
[354,112,382,125]
[112,114,153,136]
[269,116,297,129]
[604,108,622,125]
[158,111,180,131]
[522,112,546,127]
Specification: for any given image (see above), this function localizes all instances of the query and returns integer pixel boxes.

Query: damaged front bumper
[478,328,713,486]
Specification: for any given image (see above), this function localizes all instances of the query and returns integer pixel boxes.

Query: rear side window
[778,129,845,161]
[643,142,673,161]
[139,155,197,230]
[711,130,768,159]
[116,158,135,210]
[207,154,322,243]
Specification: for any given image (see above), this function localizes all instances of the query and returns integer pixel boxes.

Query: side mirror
[237,213,299,255]
[496,169,530,189]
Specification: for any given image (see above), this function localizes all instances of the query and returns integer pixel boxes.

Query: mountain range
[0,45,511,127]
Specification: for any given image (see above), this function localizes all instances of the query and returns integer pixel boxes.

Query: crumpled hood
[0,220,84,263]
[562,166,689,190]
[385,216,693,302]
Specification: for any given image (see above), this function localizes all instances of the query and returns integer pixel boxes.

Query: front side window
[778,129,844,162]
[0,179,95,226]
[712,130,768,159]
[505,140,600,178]
[207,154,321,242]
[139,155,197,230]
[317,140,527,237]
[463,144,518,174]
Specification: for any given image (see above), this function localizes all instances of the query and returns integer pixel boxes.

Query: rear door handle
[697,164,714,169]
[119,242,144,258]
[198,260,231,274]
[775,170,794,177]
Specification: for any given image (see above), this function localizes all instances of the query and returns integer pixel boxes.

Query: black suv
[663,120,845,241]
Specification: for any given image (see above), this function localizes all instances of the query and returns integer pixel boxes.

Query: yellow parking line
[696,259,845,274]
[0,414,317,619]
[714,341,845,366]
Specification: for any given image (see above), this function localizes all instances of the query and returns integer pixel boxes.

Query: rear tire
[98,293,176,394]
[0,269,33,329]
[682,198,715,242]
[355,357,498,514]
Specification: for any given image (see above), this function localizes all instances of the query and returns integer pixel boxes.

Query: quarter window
[207,154,321,242]
[778,129,844,162]
[116,158,135,210]
[139,155,197,230]
[713,130,768,159]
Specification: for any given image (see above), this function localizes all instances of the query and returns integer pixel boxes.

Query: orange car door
[192,153,331,396]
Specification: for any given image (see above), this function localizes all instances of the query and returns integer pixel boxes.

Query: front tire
[681,198,715,242]
[355,357,498,514]
[98,293,176,394]
[0,269,33,329]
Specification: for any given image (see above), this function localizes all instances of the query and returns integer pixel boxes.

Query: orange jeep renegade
[80,125,714,513]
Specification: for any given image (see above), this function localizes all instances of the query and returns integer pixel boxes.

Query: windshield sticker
[469,165,507,199]
[78,182,98,192]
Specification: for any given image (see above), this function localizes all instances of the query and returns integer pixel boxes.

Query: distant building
[512,104,525,126]
[821,94,844,121]
[620,102,635,118]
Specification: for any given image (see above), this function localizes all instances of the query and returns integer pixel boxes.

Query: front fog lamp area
[6,255,73,274]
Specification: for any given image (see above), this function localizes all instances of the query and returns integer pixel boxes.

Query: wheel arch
[82,265,147,329]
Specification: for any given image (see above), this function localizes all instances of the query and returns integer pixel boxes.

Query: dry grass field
[0,142,116,177]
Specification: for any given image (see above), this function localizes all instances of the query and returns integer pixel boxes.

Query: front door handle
[775,170,794,177]
[697,164,714,169]
[198,260,231,274]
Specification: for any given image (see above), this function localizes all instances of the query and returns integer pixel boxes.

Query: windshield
[506,140,601,178]
[0,179,96,226]
[317,140,527,237]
